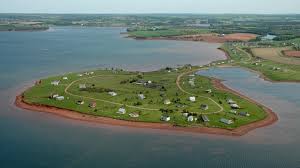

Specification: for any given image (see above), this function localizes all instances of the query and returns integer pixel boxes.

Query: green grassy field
[23,67,267,129]
[221,44,300,81]
[128,28,211,38]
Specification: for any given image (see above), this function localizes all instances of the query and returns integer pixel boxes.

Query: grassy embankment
[23,67,267,129]
[128,28,211,38]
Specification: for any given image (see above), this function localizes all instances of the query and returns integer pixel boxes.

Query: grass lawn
[23,67,267,129]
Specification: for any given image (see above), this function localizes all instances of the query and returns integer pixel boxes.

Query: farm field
[22,68,267,129]
[251,47,300,65]
[284,50,300,58]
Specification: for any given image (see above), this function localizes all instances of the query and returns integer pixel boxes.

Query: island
[16,63,278,136]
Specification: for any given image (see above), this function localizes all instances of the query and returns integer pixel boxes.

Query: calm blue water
[0,26,224,90]
[1,27,300,168]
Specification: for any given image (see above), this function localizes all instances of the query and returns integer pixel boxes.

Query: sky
[0,0,299,14]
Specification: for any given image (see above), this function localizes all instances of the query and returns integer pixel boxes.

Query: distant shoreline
[126,33,257,43]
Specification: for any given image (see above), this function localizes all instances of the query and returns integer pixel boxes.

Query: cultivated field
[251,47,300,65]
[284,50,300,58]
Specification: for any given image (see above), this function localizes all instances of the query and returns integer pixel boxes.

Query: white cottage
[56,96,64,101]
[51,81,60,86]
[189,96,196,102]
[79,84,86,89]
[164,99,171,105]
[187,116,194,122]
[227,99,236,104]
[161,115,171,122]
[220,118,233,125]
[231,104,240,109]
[138,94,146,100]
[108,92,117,97]
[117,107,126,114]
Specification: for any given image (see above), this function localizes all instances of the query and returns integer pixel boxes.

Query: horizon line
[1,12,300,15]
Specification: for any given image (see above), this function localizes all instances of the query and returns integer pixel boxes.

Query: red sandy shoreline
[15,78,278,136]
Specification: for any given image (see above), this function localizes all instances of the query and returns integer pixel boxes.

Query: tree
[134,102,142,106]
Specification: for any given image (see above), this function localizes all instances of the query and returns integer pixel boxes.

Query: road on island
[176,68,224,114]
[236,47,252,62]
[64,71,224,115]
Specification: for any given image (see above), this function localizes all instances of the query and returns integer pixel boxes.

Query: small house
[135,80,147,85]
[187,116,194,122]
[51,94,59,99]
[239,111,250,117]
[77,74,83,77]
[164,99,171,105]
[56,96,64,101]
[220,118,233,125]
[200,104,209,110]
[89,102,97,108]
[206,89,212,93]
[189,96,196,102]
[188,80,195,87]
[227,99,236,104]
[229,110,237,114]
[161,115,171,122]
[201,115,210,122]
[79,84,86,89]
[51,80,60,86]
[138,94,146,100]
[117,107,126,114]
[77,100,85,105]
[108,92,117,97]
[182,112,189,117]
[231,104,240,109]
[62,77,68,80]
[129,113,139,118]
